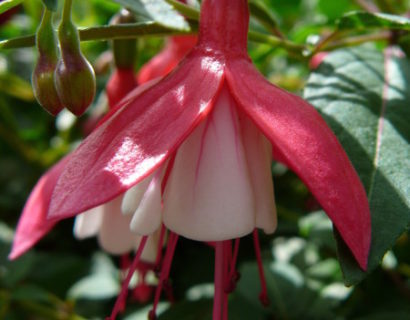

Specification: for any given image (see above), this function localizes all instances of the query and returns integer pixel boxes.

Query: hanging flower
[11,0,371,319]
[47,0,370,266]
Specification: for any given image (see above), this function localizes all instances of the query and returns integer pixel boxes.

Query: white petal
[121,174,153,215]
[163,87,255,241]
[137,230,161,263]
[240,115,277,234]
[73,206,103,239]
[130,173,162,235]
[98,196,136,255]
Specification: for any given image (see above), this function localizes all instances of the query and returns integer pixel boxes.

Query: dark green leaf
[353,312,410,320]
[112,0,190,30]
[68,253,119,300]
[337,11,410,30]
[158,299,212,320]
[41,0,58,12]
[0,0,23,15]
[304,45,410,285]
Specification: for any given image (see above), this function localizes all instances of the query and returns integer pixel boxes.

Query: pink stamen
[252,229,270,307]
[107,236,148,320]
[213,241,224,320]
[149,231,179,319]
[225,238,240,293]
[222,241,229,320]
[154,224,167,270]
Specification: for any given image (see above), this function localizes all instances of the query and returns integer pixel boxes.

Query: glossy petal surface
[73,207,103,239]
[226,59,371,269]
[121,174,153,216]
[130,172,162,235]
[49,53,224,221]
[239,113,277,234]
[97,196,136,255]
[163,87,255,240]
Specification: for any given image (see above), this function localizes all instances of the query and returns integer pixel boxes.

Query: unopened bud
[32,10,63,116]
[54,3,96,116]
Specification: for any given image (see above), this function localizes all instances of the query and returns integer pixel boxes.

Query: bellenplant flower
[11,0,371,319]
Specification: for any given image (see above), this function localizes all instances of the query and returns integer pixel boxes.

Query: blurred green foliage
[0,0,409,319]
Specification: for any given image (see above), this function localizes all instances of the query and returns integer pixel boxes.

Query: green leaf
[41,0,58,12]
[237,261,347,320]
[112,0,190,31]
[304,45,410,285]
[0,0,23,15]
[68,253,119,300]
[337,11,410,31]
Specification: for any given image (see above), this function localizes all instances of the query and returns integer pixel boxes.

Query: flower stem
[62,0,73,22]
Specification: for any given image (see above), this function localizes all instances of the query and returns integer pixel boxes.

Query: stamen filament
[213,241,224,320]
[252,229,270,307]
[108,235,148,320]
[149,231,179,319]
[154,224,167,269]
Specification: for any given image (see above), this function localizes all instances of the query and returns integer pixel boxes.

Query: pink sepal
[9,156,70,260]
[226,59,371,270]
[48,52,224,221]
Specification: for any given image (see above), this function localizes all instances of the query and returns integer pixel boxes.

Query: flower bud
[54,3,96,116]
[32,10,63,116]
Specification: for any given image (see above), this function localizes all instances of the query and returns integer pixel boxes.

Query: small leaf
[337,11,410,31]
[68,253,120,300]
[0,0,23,15]
[41,0,58,12]
[112,0,190,31]
[305,45,410,285]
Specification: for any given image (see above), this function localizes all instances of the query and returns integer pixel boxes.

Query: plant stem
[324,31,391,51]
[62,0,73,22]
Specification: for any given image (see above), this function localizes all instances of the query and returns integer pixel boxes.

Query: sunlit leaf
[112,0,190,30]
[305,45,410,285]
[338,11,410,30]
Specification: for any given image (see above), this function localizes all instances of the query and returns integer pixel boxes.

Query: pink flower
[48,0,370,267]
[11,0,371,319]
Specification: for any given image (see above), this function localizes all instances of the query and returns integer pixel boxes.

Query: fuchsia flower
[11,0,371,319]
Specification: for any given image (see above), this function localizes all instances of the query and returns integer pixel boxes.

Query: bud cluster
[32,0,96,116]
